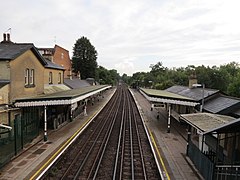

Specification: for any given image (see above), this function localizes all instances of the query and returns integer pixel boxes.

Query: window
[25,68,35,87]
[30,69,34,85]
[49,72,53,84]
[25,68,29,85]
[58,72,61,84]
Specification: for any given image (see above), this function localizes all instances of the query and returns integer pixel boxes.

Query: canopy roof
[140,88,199,107]
[180,113,235,133]
[15,85,111,107]
[203,118,240,134]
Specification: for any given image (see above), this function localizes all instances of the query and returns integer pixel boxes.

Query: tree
[150,61,165,77]
[121,73,130,84]
[228,72,240,97]
[72,37,98,79]
[95,66,120,85]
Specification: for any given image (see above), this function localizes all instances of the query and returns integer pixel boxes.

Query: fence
[0,107,40,169]
[188,140,214,180]
[215,165,240,180]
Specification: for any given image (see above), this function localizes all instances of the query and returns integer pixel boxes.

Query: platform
[0,87,203,180]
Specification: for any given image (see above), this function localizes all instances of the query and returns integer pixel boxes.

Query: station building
[139,74,240,179]
[0,34,111,168]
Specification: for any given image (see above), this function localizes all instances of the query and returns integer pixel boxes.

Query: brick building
[38,45,72,78]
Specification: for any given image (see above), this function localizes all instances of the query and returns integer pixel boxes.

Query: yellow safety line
[149,130,171,180]
[30,111,97,180]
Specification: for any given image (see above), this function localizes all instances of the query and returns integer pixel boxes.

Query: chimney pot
[3,33,6,41]
[7,33,10,42]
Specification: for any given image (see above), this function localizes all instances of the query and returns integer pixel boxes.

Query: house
[38,44,72,79]
[139,72,240,179]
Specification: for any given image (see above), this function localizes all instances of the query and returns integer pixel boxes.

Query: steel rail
[130,90,147,179]
[90,90,123,179]
[58,89,120,179]
[112,87,126,180]
[73,90,121,179]
[112,109,125,179]
[120,88,128,179]
[127,90,135,180]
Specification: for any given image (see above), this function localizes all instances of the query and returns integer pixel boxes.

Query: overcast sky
[1,0,240,75]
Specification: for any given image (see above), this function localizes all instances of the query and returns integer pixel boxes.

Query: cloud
[1,0,240,75]
[114,58,135,76]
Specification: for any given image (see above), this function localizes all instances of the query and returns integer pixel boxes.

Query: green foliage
[72,36,98,79]
[128,61,240,98]
[228,72,240,97]
[121,73,131,84]
[95,66,120,85]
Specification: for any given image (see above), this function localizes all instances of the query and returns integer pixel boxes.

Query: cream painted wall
[44,68,63,85]
[0,84,9,104]
[9,50,45,103]
[0,61,10,79]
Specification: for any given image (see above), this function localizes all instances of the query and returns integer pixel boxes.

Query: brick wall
[53,45,72,78]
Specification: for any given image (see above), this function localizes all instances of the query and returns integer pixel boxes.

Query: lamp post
[192,83,205,112]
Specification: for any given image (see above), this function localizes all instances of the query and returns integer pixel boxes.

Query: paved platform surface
[0,87,203,180]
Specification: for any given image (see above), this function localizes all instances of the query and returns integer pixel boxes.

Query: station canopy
[203,117,240,134]
[14,85,111,107]
[180,113,236,134]
[140,88,199,107]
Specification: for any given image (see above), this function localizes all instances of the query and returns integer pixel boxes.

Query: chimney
[189,72,198,88]
[7,33,11,42]
[3,33,6,42]
[1,33,12,43]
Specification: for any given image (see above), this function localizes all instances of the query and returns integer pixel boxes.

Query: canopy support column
[167,104,171,133]
[44,105,47,141]
[187,125,191,155]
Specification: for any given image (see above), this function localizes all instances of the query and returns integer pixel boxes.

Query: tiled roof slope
[166,85,219,101]
[0,43,34,60]
[0,42,64,70]
[45,59,65,70]
[204,95,240,113]
[64,78,91,89]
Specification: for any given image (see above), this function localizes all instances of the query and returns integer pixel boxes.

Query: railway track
[40,85,162,179]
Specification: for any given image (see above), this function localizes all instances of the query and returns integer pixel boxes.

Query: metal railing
[215,165,240,180]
